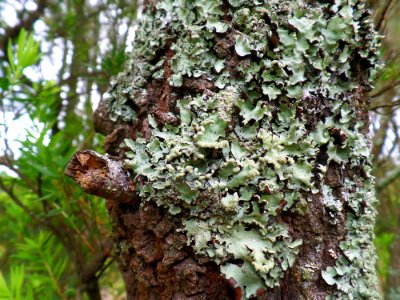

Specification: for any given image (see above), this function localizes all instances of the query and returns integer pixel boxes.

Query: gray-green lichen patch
[125,87,318,296]
[106,0,380,124]
[107,0,381,298]
[322,176,379,300]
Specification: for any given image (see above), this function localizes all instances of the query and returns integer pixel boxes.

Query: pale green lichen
[108,0,381,298]
[125,89,309,295]
[322,176,379,300]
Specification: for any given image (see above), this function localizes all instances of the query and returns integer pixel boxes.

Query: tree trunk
[67,1,382,299]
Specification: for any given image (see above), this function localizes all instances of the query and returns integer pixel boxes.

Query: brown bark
[109,201,236,299]
[65,150,138,204]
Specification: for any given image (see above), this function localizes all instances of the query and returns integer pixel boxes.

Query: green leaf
[0,271,12,299]
[10,266,24,300]
[16,29,40,69]
[7,41,15,73]
[5,29,40,81]
[0,78,10,91]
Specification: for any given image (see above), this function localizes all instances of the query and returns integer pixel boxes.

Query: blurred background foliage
[0,0,399,299]
[0,0,137,299]
[369,0,400,298]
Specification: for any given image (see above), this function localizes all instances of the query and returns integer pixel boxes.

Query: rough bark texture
[67,0,381,299]
[108,201,237,299]
[66,151,235,299]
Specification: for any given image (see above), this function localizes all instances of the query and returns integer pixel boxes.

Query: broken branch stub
[65,150,138,204]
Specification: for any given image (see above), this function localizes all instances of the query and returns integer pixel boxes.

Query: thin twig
[370,99,400,111]
[95,257,115,279]
[388,119,399,156]
[0,177,40,222]
[375,0,394,33]
[370,80,400,98]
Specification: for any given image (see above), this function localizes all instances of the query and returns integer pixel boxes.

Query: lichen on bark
[95,0,381,298]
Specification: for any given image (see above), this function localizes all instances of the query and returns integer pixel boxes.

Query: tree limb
[370,80,400,99]
[65,150,138,204]
[375,0,395,33]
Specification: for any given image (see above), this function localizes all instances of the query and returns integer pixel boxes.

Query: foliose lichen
[106,0,381,298]
[322,176,379,300]
[125,89,308,295]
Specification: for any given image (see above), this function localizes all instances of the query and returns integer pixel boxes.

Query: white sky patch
[8,0,23,11]
[89,0,99,6]
[0,4,18,27]
[23,66,41,81]
[0,111,47,175]
[91,85,101,110]
[34,20,47,33]
[125,26,137,53]
[119,23,128,36]
[39,38,65,81]
[25,0,38,11]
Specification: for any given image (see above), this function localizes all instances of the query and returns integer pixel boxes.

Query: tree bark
[67,1,382,299]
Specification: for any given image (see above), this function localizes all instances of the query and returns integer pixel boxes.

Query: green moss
[108,0,381,298]
[301,264,317,281]
[293,196,308,216]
